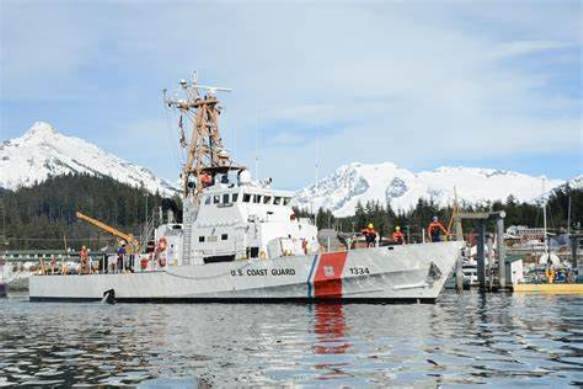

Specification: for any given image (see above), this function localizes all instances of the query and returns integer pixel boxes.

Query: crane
[75,211,140,253]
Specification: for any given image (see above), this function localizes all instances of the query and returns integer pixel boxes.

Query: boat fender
[158,257,167,267]
[102,289,116,305]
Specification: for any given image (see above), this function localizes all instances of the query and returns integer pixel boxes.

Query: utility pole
[567,194,572,235]
[145,194,149,224]
[0,199,6,247]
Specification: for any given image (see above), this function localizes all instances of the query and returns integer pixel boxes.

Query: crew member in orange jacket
[361,223,378,247]
[200,172,213,188]
[427,216,448,242]
[391,226,405,244]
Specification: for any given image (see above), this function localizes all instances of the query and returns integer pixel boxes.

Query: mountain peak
[25,121,58,137]
[1,122,177,195]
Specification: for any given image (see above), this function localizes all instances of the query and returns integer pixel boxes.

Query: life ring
[158,237,168,251]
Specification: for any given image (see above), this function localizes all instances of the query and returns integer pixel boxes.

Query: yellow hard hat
[395,226,400,231]
[368,223,374,229]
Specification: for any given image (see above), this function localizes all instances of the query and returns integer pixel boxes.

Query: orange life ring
[159,237,168,251]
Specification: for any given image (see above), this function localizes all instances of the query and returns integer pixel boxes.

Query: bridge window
[199,236,205,242]
[221,233,228,240]
[204,196,211,205]
[263,196,272,204]
[274,196,282,205]
[243,193,251,203]
[283,197,291,206]
[222,194,230,204]
[253,194,262,204]
[213,195,220,204]
[232,193,239,203]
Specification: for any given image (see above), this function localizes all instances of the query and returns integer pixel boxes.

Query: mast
[163,73,233,202]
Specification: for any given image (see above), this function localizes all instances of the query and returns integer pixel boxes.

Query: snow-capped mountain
[295,162,566,217]
[552,174,583,192]
[0,122,177,195]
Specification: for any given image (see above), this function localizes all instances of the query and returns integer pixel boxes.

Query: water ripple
[0,291,581,386]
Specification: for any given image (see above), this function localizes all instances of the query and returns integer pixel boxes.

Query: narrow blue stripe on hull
[306,254,319,298]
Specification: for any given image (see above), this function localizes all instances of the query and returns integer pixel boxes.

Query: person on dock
[116,243,126,273]
[392,226,405,245]
[79,245,89,274]
[427,216,448,242]
[361,223,378,247]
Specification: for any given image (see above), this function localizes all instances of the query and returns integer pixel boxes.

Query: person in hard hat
[361,223,378,247]
[392,226,405,245]
[427,216,448,242]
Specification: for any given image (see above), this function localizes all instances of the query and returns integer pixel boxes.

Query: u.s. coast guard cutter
[30,75,462,303]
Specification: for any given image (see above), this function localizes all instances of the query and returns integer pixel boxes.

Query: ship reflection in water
[313,303,349,355]
[0,291,581,387]
[312,303,351,380]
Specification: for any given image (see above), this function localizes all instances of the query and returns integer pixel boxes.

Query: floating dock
[513,283,583,295]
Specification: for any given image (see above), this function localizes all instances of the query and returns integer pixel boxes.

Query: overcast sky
[1,0,581,189]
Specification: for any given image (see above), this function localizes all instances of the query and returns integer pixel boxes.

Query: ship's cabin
[181,167,319,265]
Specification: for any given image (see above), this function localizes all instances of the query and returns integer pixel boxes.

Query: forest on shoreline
[1,174,581,250]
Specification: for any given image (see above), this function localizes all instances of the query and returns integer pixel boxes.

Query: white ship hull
[30,242,462,303]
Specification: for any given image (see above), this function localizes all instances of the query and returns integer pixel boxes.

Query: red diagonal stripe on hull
[313,252,348,299]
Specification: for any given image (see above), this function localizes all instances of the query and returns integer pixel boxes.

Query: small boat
[29,74,462,304]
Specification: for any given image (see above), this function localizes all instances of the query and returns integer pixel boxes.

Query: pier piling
[477,221,486,291]
[496,216,506,289]
[455,257,464,291]
[487,235,494,291]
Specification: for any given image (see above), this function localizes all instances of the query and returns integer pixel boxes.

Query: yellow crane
[75,211,140,253]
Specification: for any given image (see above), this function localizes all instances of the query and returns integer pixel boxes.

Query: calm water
[0,291,582,387]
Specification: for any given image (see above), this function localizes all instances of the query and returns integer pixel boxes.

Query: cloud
[490,40,573,59]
